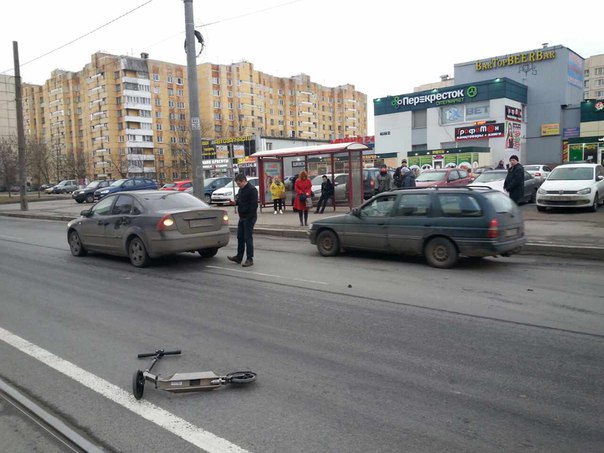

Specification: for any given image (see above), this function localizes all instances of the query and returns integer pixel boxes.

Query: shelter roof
[251,142,369,158]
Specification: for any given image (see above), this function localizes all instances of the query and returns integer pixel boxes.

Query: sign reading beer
[455,123,504,141]
[475,49,556,71]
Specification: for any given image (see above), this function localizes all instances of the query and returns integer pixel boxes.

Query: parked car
[160,180,192,192]
[38,183,54,192]
[211,177,259,205]
[308,187,526,268]
[67,191,230,267]
[50,179,79,194]
[283,175,298,191]
[414,168,474,188]
[184,176,233,203]
[311,173,349,202]
[536,163,604,212]
[94,177,158,200]
[72,180,114,203]
[468,170,540,204]
[524,164,553,183]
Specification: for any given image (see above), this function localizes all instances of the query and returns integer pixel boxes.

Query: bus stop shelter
[251,142,370,211]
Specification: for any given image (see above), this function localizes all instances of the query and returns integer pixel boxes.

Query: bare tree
[64,150,89,183]
[26,137,53,185]
[0,137,18,189]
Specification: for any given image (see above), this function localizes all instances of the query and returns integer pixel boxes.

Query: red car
[160,180,192,191]
[414,168,474,188]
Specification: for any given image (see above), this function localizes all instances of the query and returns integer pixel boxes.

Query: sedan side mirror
[80,209,92,217]
[597,175,603,181]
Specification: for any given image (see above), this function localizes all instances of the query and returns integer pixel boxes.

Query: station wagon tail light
[157,214,176,231]
[223,211,229,224]
[487,218,499,238]
[534,172,541,176]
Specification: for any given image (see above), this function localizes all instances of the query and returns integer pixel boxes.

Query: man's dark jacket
[236,182,258,218]
[504,164,524,203]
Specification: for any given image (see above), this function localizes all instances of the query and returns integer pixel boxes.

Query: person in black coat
[315,175,334,213]
[503,155,524,204]
[228,174,258,267]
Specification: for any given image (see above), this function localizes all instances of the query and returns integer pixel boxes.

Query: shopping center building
[374,45,585,169]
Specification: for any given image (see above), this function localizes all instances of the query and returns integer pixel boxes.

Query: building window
[412,110,427,129]
[153,73,160,81]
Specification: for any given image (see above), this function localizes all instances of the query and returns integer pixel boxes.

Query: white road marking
[206,265,328,285]
[0,327,249,453]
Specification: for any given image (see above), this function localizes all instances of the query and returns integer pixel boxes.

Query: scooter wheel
[132,370,145,400]
[226,371,257,385]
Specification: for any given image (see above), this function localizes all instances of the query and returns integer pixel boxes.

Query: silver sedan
[67,191,230,267]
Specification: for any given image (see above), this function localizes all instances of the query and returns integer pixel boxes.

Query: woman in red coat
[293,170,312,226]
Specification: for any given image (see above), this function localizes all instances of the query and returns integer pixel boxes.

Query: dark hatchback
[308,187,526,268]
[72,180,113,203]
[94,177,158,200]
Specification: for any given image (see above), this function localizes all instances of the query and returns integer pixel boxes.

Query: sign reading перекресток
[373,79,528,116]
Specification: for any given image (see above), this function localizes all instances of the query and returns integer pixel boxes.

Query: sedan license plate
[505,228,518,238]
[189,219,212,228]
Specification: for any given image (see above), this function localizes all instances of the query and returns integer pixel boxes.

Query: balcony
[125,115,152,124]
[127,154,155,161]
[124,101,152,111]
[126,140,154,149]
[126,128,153,137]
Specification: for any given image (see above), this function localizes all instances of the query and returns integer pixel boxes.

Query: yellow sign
[476,50,556,71]
[541,123,560,136]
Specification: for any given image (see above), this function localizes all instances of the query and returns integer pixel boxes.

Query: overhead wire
[1,0,154,75]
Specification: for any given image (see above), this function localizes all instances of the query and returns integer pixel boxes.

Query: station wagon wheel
[316,230,340,256]
[68,230,87,256]
[198,247,218,258]
[85,193,94,203]
[129,236,150,267]
[424,237,458,269]
[226,371,257,385]
[132,370,145,400]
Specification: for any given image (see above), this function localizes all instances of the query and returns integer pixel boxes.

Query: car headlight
[100,189,109,194]
[225,191,232,196]
[538,188,546,194]
[577,187,591,195]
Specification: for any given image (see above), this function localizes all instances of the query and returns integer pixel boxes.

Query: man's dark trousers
[237,216,257,261]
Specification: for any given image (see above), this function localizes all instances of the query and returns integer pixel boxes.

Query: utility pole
[13,41,28,211]
[183,0,204,198]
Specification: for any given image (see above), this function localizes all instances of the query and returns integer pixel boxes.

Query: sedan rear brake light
[487,218,499,238]
[157,214,176,231]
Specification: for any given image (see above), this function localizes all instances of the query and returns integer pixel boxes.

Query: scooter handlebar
[137,349,181,358]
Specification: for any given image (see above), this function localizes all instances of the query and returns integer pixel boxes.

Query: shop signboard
[455,123,504,141]
[541,123,560,136]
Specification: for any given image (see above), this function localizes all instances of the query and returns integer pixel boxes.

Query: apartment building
[0,74,17,139]
[198,61,367,142]
[584,53,604,99]
[21,52,367,183]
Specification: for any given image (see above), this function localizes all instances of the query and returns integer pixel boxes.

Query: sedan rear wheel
[129,237,150,267]
[198,248,218,258]
[68,230,87,256]
[316,230,340,256]
[424,237,458,269]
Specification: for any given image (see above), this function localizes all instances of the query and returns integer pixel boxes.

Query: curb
[1,211,603,261]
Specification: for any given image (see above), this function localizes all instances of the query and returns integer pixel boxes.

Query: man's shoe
[227,255,242,264]
[242,259,254,267]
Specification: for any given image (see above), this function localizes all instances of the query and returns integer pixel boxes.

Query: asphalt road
[1,217,603,452]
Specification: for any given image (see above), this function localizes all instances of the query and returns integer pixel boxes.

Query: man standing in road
[503,155,525,204]
[228,174,258,267]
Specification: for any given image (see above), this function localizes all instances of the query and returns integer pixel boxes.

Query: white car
[210,177,258,205]
[524,164,552,183]
[310,173,349,202]
[536,163,604,212]
[468,170,540,204]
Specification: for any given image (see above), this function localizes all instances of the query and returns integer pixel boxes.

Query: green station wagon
[308,187,526,268]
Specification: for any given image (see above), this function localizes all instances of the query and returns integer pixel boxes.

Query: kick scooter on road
[132,349,257,400]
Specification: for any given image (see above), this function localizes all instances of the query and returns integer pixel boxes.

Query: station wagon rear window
[437,194,482,217]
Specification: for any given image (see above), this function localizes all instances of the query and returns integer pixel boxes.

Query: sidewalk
[0,196,603,260]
